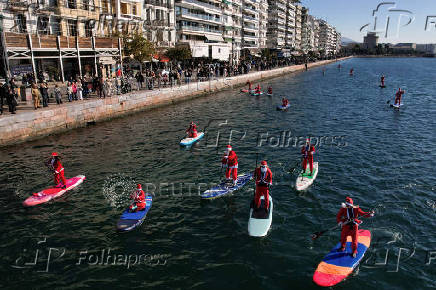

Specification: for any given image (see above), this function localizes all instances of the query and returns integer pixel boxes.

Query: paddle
[311,210,375,240]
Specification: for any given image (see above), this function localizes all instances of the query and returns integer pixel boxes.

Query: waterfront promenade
[0,57,349,146]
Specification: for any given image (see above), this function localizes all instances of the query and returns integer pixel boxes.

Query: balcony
[178,0,221,13]
[179,25,222,34]
[243,24,257,32]
[178,11,222,24]
[243,15,257,23]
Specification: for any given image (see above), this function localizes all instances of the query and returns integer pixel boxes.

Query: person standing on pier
[222,145,238,186]
[32,83,41,110]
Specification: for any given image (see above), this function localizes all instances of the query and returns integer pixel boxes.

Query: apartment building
[266,0,287,49]
[258,0,268,48]
[222,0,243,62]
[175,0,230,60]
[318,19,339,56]
[143,0,176,48]
[284,1,295,49]
[294,4,302,50]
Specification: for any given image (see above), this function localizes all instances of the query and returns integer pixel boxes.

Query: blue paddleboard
[180,132,205,146]
[201,173,253,199]
[116,194,153,232]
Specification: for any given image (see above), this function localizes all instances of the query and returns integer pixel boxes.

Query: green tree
[164,47,192,62]
[123,32,156,71]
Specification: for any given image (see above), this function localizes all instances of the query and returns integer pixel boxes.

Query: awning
[152,54,170,62]
[205,35,224,42]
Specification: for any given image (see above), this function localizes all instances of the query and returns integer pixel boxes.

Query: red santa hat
[260,160,267,166]
[137,184,142,190]
[226,145,232,151]
[342,196,354,207]
[51,152,59,157]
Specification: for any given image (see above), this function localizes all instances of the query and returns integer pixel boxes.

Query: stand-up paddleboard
[201,173,253,199]
[116,194,153,232]
[23,175,86,207]
[276,104,290,111]
[248,195,273,237]
[313,229,371,287]
[379,85,386,88]
[266,93,273,97]
[391,102,403,109]
[180,132,204,146]
[296,162,318,191]
[240,89,250,93]
[251,91,263,96]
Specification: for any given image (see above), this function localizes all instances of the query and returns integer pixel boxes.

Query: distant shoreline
[355,55,434,58]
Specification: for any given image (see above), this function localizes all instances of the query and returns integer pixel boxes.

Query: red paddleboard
[23,175,86,207]
[313,229,371,287]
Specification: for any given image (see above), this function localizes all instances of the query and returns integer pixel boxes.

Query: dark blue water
[0,57,435,289]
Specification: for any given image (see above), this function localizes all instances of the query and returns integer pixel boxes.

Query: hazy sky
[301,0,436,44]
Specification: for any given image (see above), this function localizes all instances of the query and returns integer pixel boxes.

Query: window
[84,20,94,37]
[37,16,49,35]
[51,16,61,35]
[121,3,128,14]
[101,0,109,14]
[14,14,27,33]
[66,0,77,9]
[132,4,137,16]
[67,19,77,36]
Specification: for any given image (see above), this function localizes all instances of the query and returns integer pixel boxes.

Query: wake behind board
[295,162,318,191]
[23,175,86,207]
[180,132,204,146]
[276,104,290,111]
[201,172,253,200]
[116,195,153,232]
[313,229,371,287]
[248,195,273,237]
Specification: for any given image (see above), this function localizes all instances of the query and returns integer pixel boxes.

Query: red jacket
[186,124,197,133]
[133,190,145,205]
[48,158,64,174]
[336,206,369,225]
[254,167,272,187]
[222,150,238,168]
[301,145,315,159]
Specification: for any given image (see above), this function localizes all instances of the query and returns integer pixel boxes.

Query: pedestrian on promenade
[6,79,17,114]
[67,82,73,102]
[72,81,77,100]
[40,82,49,107]
[54,84,62,105]
[0,81,5,115]
[77,81,83,100]
[32,83,41,110]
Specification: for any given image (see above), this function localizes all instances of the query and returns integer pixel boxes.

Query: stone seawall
[0,57,351,147]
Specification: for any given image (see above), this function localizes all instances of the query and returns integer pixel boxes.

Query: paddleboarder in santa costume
[221,145,238,186]
[267,87,272,95]
[282,98,289,107]
[394,88,405,106]
[349,68,354,76]
[186,121,198,138]
[301,138,315,175]
[337,197,374,257]
[380,75,385,87]
[254,84,261,94]
[129,184,146,212]
[254,160,272,210]
[45,152,67,189]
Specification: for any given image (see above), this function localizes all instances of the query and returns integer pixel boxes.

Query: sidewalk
[0,57,350,146]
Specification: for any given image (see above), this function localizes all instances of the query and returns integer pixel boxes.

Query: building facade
[0,0,128,81]
[143,0,176,48]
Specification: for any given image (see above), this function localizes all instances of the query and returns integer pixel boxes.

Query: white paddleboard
[248,195,273,237]
[296,162,318,191]
[391,103,403,109]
